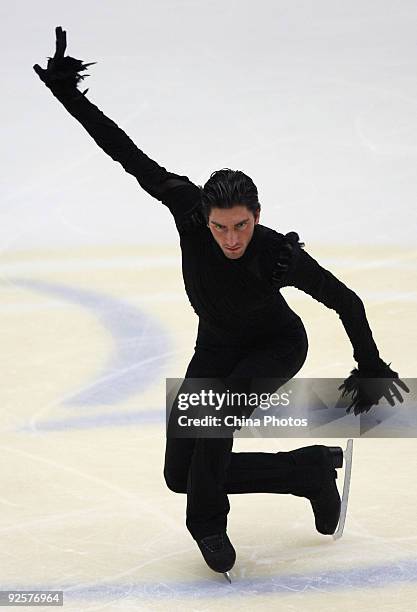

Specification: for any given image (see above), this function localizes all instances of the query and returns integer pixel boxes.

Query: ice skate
[196,531,236,578]
[306,442,353,537]
[290,444,345,535]
[308,445,343,535]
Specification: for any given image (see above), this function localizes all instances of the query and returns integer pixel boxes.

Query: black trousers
[163,322,320,540]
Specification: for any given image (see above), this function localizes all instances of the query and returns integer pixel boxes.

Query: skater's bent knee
[163,469,187,494]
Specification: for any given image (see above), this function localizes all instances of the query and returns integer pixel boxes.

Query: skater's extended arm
[33,26,201,225]
[282,241,381,367]
[274,232,409,413]
[269,233,382,367]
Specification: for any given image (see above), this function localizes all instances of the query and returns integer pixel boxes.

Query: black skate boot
[309,447,342,535]
[290,445,343,535]
[196,531,236,575]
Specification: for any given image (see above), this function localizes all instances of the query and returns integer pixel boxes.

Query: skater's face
[207,205,260,259]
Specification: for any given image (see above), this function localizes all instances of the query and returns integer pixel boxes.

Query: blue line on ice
[9,278,172,406]
[5,557,417,598]
[18,408,165,431]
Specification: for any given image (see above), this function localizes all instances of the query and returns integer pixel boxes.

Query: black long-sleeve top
[48,87,384,368]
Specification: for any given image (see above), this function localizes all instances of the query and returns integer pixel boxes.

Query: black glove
[33,26,96,95]
[338,361,410,415]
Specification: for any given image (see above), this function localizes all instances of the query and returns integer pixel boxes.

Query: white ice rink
[2,1,417,610]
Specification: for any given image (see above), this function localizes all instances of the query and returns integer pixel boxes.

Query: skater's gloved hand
[33,26,96,95]
[338,361,410,415]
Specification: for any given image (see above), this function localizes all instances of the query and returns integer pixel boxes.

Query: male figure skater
[34,27,408,577]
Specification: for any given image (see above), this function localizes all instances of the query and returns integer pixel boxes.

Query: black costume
[34,49,404,544]
[44,87,383,363]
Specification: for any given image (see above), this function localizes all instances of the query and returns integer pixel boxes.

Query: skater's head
[200,169,261,259]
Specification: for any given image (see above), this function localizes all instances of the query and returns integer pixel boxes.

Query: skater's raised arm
[273,232,409,413]
[33,26,201,225]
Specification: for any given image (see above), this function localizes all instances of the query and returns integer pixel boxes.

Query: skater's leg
[223,329,311,495]
[186,435,233,539]
[185,326,344,536]
[185,329,309,539]
[165,438,337,500]
[223,334,343,534]
[163,344,241,496]
[225,447,324,495]
[163,436,195,493]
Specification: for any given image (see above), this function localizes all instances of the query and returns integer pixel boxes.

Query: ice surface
[2,1,417,610]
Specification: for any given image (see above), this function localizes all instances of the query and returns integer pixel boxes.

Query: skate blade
[223,571,232,583]
[332,438,353,540]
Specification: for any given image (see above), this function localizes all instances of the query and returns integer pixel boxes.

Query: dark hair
[199,168,261,222]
